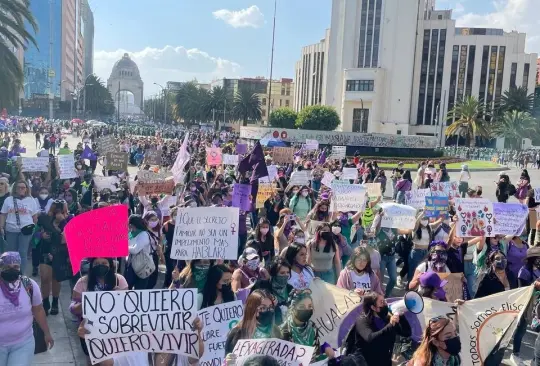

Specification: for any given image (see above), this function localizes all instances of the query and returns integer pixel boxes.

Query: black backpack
[507,183,517,196]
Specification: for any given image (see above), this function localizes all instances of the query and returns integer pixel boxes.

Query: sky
[88,0,540,97]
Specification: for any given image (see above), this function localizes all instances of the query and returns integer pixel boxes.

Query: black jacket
[475,269,517,299]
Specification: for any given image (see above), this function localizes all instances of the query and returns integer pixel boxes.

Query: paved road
[16,131,539,365]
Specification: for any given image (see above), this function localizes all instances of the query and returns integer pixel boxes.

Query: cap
[525,246,540,260]
[419,271,448,289]
[243,247,259,260]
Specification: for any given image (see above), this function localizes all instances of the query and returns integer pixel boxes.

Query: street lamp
[154,83,168,124]
[82,73,97,119]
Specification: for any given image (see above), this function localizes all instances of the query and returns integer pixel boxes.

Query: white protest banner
[330,146,346,160]
[233,338,314,366]
[57,155,77,179]
[364,182,381,197]
[405,188,431,209]
[21,157,49,172]
[223,154,239,166]
[430,181,460,200]
[198,301,244,366]
[93,176,119,191]
[321,172,335,187]
[458,286,533,366]
[172,207,239,260]
[493,202,528,236]
[267,165,279,180]
[82,289,199,365]
[380,202,417,230]
[341,168,358,180]
[330,184,366,212]
[305,139,319,150]
[454,198,494,237]
[289,170,310,186]
[309,279,363,347]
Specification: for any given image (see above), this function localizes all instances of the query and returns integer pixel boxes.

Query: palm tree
[173,81,202,126]
[445,96,491,147]
[233,87,262,126]
[491,110,537,149]
[0,0,38,108]
[83,75,115,118]
[209,86,226,130]
[498,86,535,113]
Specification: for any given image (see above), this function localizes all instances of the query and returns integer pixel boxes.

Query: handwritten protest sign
[331,184,366,212]
[198,301,243,366]
[144,149,162,165]
[493,202,528,236]
[405,188,431,209]
[223,154,239,166]
[455,198,494,237]
[380,203,417,230]
[232,184,251,212]
[137,179,175,195]
[236,143,247,154]
[93,176,119,192]
[65,205,128,274]
[341,167,358,180]
[136,170,171,182]
[57,155,77,179]
[430,181,460,200]
[267,165,278,180]
[233,338,314,366]
[82,289,198,365]
[171,207,239,260]
[330,146,346,160]
[256,183,274,208]
[21,157,49,172]
[97,135,117,153]
[305,139,319,150]
[365,182,382,197]
[425,196,449,218]
[321,172,335,187]
[272,147,295,164]
[106,152,128,171]
[438,273,464,303]
[288,170,310,186]
[206,147,223,166]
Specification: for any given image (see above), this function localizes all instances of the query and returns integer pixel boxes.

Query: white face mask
[260,228,269,235]
[332,226,342,234]
[295,237,305,244]
[301,191,309,197]
[148,220,159,229]
[292,190,299,195]
[39,194,48,200]
[246,259,260,270]
[420,220,429,226]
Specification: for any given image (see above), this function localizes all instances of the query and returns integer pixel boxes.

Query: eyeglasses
[257,305,274,312]
[53,199,66,205]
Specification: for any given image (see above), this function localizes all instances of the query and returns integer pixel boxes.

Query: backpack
[20,276,48,354]
[507,183,517,196]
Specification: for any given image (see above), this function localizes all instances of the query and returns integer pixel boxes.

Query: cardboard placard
[97,135,118,153]
[144,149,162,165]
[21,157,49,172]
[272,147,295,164]
[57,155,77,179]
[106,152,128,171]
[136,179,175,195]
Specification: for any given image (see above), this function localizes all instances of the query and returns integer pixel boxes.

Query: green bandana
[253,323,272,339]
[128,230,143,240]
[193,266,209,293]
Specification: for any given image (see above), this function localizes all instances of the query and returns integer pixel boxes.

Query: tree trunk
[242,118,248,127]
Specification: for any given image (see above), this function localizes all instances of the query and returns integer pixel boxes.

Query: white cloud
[93,45,242,97]
[453,2,465,13]
[212,5,265,28]
[456,0,540,53]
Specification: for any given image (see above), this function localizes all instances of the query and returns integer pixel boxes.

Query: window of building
[346,80,374,91]
[486,46,498,107]
[448,45,459,120]
[416,29,431,125]
[352,108,369,133]
[478,46,489,103]
[279,99,282,107]
[523,63,530,90]
[465,45,476,97]
[495,46,505,101]
[510,62,517,88]
[285,100,290,107]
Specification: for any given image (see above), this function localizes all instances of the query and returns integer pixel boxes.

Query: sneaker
[397,276,403,288]
[510,353,525,366]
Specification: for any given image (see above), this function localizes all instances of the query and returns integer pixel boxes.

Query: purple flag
[81,145,97,160]
[238,142,268,183]
[317,150,326,164]
[232,183,252,212]
[236,143,247,154]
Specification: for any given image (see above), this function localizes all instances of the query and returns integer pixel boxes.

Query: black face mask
[92,264,110,278]
[1,268,20,282]
[295,309,313,323]
[444,336,461,355]
[219,283,232,292]
[320,232,333,242]
[377,305,389,318]
[257,310,274,326]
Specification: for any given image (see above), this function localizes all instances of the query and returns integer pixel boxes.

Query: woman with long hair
[306,223,341,284]
[162,207,184,288]
[515,169,531,204]
[410,316,461,365]
[336,247,383,295]
[172,259,214,293]
[248,218,275,263]
[458,164,471,198]
[125,214,158,290]
[475,250,517,299]
[200,264,235,309]
[288,185,313,222]
[283,243,315,290]
[395,170,412,204]
[224,289,281,353]
[142,211,164,290]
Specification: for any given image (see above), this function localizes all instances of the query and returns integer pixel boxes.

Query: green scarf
[129,229,143,240]
[192,267,209,293]
[253,323,272,339]
[285,316,315,346]
[433,353,460,366]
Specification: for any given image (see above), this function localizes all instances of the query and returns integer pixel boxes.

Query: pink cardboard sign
[206,147,223,166]
[64,205,129,274]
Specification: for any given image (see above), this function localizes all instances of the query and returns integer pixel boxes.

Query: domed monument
[107,53,144,116]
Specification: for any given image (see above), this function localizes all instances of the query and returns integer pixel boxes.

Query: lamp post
[82,73,97,119]
[154,83,168,124]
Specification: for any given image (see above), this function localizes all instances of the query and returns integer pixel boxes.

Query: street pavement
[15,131,539,365]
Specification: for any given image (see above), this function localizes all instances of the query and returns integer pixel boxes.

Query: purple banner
[232,183,252,212]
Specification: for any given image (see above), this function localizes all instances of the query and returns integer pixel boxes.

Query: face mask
[272,275,289,288]
[151,198,159,204]
[320,232,333,242]
[219,283,232,292]
[332,226,341,235]
[148,220,159,229]
[431,251,447,263]
[1,268,20,282]
[377,305,389,318]
[301,191,309,197]
[76,165,82,170]
[444,336,462,355]
[65,196,73,203]
[257,310,274,326]
[39,194,48,200]
[260,228,269,235]
[420,220,429,226]
[295,237,305,244]
[92,264,110,278]
[292,190,299,195]
[494,258,507,270]
[246,259,260,271]
[190,187,197,192]
[295,309,314,323]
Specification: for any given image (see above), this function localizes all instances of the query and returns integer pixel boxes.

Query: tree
[491,110,537,149]
[445,96,491,147]
[232,87,262,126]
[173,81,205,126]
[295,105,340,131]
[498,86,535,114]
[208,86,227,130]
[269,107,297,128]
[82,75,115,119]
[0,0,38,109]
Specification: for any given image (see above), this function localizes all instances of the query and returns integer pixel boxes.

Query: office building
[81,0,94,79]
[294,0,537,138]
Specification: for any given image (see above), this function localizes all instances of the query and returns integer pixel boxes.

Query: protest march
[1,119,540,366]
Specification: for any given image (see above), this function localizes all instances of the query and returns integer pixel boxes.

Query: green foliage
[295,105,340,131]
[445,96,490,147]
[491,110,537,149]
[83,75,115,118]
[232,87,262,126]
[497,86,535,114]
[0,0,38,109]
[269,107,297,128]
